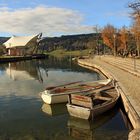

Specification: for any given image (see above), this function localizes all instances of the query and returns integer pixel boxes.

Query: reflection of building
[6,61,39,80]
[6,61,47,82]
[6,67,34,81]
[3,34,42,56]
[6,63,36,81]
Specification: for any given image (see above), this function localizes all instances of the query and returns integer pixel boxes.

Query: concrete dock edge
[77,58,140,140]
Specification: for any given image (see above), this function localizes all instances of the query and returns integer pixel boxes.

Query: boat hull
[41,79,112,104]
[67,104,91,120]
[67,100,117,120]
[41,92,68,104]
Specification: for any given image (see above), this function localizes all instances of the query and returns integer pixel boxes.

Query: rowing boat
[66,85,120,120]
[41,79,112,104]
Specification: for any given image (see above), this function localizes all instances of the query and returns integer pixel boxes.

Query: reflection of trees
[0,56,102,82]
[39,56,100,74]
[36,63,48,83]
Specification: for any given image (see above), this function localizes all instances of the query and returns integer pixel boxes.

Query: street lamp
[113,34,117,56]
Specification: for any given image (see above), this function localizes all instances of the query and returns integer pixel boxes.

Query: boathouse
[3,33,42,56]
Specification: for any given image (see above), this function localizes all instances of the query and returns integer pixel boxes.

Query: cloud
[105,10,129,17]
[0,6,93,36]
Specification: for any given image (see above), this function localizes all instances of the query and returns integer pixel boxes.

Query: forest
[39,33,103,52]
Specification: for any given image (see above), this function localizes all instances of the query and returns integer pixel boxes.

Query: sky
[0,0,133,37]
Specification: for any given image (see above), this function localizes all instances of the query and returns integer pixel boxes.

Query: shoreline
[0,54,48,63]
[77,57,140,139]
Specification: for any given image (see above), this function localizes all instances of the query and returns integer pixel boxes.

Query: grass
[45,49,91,57]
[0,55,23,58]
[0,49,91,58]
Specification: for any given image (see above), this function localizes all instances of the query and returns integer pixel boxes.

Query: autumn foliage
[102,24,116,49]
[119,26,129,50]
[101,24,132,55]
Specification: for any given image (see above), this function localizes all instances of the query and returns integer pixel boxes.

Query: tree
[131,19,140,55]
[119,26,129,51]
[101,24,119,56]
[129,0,140,56]
[87,36,98,51]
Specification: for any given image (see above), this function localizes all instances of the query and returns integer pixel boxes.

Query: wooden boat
[66,86,120,120]
[41,79,112,104]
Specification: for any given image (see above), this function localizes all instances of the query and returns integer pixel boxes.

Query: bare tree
[129,0,140,56]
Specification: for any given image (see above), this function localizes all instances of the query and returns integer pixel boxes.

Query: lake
[0,56,130,140]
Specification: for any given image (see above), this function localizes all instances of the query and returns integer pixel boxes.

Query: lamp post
[113,34,117,56]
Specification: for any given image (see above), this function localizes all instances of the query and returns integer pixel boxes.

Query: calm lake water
[0,56,130,140]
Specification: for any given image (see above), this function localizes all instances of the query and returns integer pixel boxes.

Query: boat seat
[94,96,112,101]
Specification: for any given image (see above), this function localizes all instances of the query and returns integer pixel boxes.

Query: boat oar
[84,85,114,96]
[54,83,112,96]
[52,83,106,93]
[46,81,82,90]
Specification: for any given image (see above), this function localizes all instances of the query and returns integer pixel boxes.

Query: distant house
[3,33,42,56]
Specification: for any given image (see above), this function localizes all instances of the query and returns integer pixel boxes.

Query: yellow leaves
[101,25,130,51]
[101,24,116,49]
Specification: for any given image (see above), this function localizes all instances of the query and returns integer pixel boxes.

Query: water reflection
[1,56,104,83]
[6,64,35,81]
[68,109,117,140]
[41,103,67,116]
[120,108,133,131]
[0,96,69,140]
[68,108,129,140]
[6,61,48,83]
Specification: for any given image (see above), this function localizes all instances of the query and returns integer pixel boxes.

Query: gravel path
[83,56,140,117]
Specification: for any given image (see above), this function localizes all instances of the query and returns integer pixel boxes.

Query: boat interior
[69,86,119,109]
[52,83,105,94]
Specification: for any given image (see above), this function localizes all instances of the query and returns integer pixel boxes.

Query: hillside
[39,33,102,52]
[0,37,9,45]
